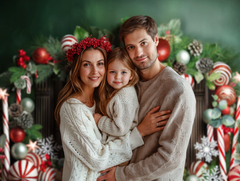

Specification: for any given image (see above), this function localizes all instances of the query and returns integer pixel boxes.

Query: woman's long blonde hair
[98,47,139,116]
[54,47,107,125]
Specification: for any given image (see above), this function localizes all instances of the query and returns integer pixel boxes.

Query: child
[93,47,139,146]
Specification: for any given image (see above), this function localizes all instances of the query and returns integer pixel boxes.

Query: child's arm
[93,113,102,125]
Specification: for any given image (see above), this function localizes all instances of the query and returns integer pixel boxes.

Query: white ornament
[194,136,218,163]
[176,50,190,64]
[61,34,78,52]
[35,135,62,160]
[202,165,223,181]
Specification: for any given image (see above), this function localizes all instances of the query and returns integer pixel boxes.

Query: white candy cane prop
[16,75,31,104]
[217,125,227,180]
[207,124,214,142]
[230,96,240,171]
[0,88,10,180]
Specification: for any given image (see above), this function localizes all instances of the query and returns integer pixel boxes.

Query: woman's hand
[137,106,171,137]
[93,113,102,125]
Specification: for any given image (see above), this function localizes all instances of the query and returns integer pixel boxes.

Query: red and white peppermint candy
[61,34,78,52]
[38,167,56,181]
[228,165,240,181]
[181,74,195,89]
[25,152,42,172]
[189,161,208,178]
[208,62,232,86]
[20,75,31,94]
[8,160,38,181]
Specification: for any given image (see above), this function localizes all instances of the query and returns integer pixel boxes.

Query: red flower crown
[66,36,112,62]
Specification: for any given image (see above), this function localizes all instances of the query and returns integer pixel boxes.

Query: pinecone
[196,58,214,74]
[16,111,34,129]
[188,39,203,57]
[9,103,23,117]
[172,61,187,75]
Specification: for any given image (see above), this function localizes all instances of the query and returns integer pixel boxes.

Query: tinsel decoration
[188,39,203,57]
[172,61,187,75]
[196,57,214,74]
[16,111,34,129]
[9,103,23,118]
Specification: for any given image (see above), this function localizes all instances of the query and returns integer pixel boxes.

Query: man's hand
[97,166,117,181]
[93,113,102,125]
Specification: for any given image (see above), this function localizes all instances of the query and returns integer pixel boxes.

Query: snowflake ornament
[194,136,218,163]
[202,165,223,181]
[35,135,62,160]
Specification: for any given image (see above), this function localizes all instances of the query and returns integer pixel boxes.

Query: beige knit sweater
[98,86,139,143]
[115,67,196,181]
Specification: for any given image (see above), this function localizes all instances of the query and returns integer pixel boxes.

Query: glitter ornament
[156,38,171,61]
[208,62,232,86]
[61,34,78,53]
[11,142,28,160]
[8,160,38,180]
[10,127,25,143]
[38,167,56,181]
[189,161,208,178]
[215,85,237,106]
[176,50,190,65]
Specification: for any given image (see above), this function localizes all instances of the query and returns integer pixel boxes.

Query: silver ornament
[14,78,26,89]
[186,175,200,181]
[20,97,35,113]
[176,50,190,64]
[11,143,28,160]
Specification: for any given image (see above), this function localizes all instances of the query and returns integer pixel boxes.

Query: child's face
[107,59,133,90]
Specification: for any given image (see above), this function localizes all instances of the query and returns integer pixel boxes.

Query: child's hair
[99,47,139,116]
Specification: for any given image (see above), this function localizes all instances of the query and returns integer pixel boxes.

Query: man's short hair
[119,15,158,44]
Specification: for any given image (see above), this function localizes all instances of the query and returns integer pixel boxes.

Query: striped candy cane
[230,96,240,171]
[0,88,10,180]
[217,125,227,180]
[16,75,31,104]
[207,124,214,142]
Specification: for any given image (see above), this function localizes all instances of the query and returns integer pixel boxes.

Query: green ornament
[14,78,26,89]
[11,142,28,160]
[186,175,200,181]
[20,98,35,113]
[203,109,213,124]
[222,115,235,126]
[218,100,228,110]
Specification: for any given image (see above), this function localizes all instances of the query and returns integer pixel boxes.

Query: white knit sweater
[59,98,144,181]
[98,86,139,143]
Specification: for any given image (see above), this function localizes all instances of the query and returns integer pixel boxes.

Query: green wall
[1,0,240,74]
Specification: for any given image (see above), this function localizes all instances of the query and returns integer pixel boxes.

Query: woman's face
[79,49,105,90]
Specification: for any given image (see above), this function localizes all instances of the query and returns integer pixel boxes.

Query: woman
[54,36,170,181]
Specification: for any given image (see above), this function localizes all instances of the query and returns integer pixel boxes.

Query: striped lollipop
[228,165,240,181]
[189,161,208,178]
[208,62,232,86]
[61,34,78,52]
[38,167,56,181]
[25,152,42,172]
[181,74,195,89]
[8,160,38,181]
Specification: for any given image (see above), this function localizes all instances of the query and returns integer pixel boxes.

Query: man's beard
[133,51,158,70]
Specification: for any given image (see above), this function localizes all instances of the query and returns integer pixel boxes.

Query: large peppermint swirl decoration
[209,62,232,86]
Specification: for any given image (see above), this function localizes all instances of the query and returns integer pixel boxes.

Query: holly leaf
[193,71,204,84]
[0,134,6,147]
[209,118,222,128]
[74,26,89,41]
[206,80,216,90]
[22,134,30,144]
[29,124,43,130]
[206,72,221,81]
[8,67,26,83]
[30,130,43,140]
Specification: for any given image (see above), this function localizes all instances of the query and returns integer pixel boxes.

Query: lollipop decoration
[228,165,240,181]
[61,34,78,53]
[16,75,31,104]
[0,88,10,180]
[25,152,42,172]
[189,161,208,178]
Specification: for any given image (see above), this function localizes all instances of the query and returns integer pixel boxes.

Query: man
[98,15,196,181]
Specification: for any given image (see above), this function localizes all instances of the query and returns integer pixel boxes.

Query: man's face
[124,29,159,70]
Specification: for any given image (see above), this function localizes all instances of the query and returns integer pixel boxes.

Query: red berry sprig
[40,153,52,172]
[17,49,30,69]
[223,125,234,134]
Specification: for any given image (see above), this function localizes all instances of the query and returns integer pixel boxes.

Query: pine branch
[35,64,53,84]
[0,71,12,88]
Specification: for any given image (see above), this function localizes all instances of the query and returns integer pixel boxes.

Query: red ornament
[157,38,171,61]
[222,106,231,115]
[224,133,231,152]
[32,47,50,64]
[215,85,237,106]
[10,127,25,143]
